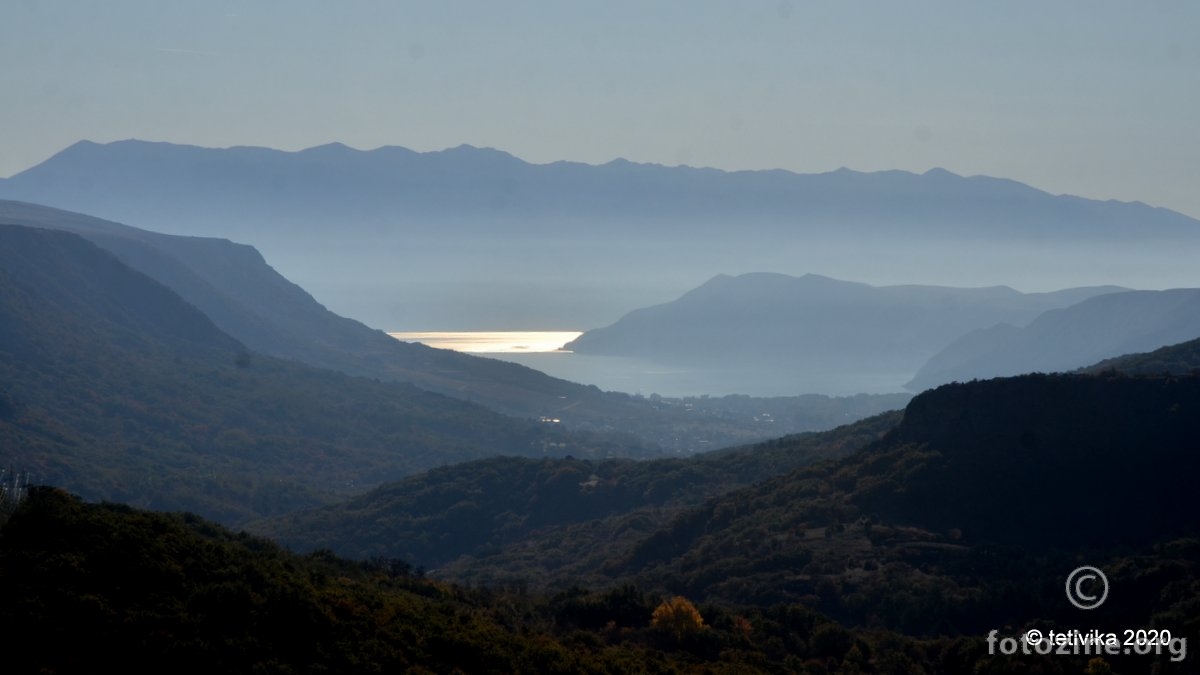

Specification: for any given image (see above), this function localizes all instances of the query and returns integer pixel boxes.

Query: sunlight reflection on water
[387,331,909,397]
[388,331,582,353]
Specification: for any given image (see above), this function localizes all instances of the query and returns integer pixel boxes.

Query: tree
[650,596,705,641]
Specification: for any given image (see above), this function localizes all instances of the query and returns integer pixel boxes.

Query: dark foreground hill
[0,199,906,449]
[5,486,1131,675]
[262,371,1200,668]
[0,224,651,524]
[608,374,1200,633]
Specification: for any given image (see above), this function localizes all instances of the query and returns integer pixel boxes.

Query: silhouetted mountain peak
[921,166,958,178]
[435,143,522,162]
[57,138,102,153]
[679,272,860,304]
[298,141,358,157]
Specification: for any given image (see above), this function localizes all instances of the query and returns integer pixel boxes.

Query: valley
[1,186,1197,672]
[7,4,1200,670]
[2,133,1197,675]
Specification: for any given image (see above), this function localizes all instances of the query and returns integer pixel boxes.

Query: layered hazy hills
[566,272,1124,381]
[3,139,1196,328]
[908,288,1200,390]
[0,198,618,419]
[0,224,656,524]
[0,200,904,449]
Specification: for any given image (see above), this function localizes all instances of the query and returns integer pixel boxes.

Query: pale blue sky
[2,1,1198,217]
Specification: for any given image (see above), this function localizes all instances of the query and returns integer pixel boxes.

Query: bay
[388,331,580,353]
[389,331,910,397]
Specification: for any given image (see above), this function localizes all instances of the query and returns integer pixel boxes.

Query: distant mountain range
[6,139,1196,238]
[2,139,1196,328]
[566,272,1126,389]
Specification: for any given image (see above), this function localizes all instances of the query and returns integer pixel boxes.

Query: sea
[388,331,910,398]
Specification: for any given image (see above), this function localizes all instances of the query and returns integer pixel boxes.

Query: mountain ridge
[11,139,1190,222]
[907,288,1200,390]
[565,272,1128,391]
[4,138,1196,329]
[0,223,657,524]
[1082,336,1200,376]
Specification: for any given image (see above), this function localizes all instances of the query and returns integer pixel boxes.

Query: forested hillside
[0,225,647,524]
[252,412,900,569]
[5,487,1180,674]
[607,374,1200,635]
[1082,336,1200,376]
[252,372,1200,675]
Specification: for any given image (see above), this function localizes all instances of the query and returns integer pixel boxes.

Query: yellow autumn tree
[650,596,705,641]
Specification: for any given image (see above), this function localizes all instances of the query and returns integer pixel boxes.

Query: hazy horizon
[4,2,1198,389]
[3,1,1198,219]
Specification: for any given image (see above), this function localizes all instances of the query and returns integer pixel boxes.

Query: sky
[2,1,1198,218]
